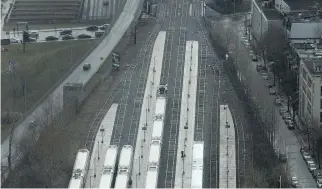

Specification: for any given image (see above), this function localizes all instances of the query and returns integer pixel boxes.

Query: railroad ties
[219,105,237,188]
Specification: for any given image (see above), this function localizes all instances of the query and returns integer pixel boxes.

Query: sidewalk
[235,21,317,188]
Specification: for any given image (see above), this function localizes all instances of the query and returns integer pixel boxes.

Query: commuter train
[68,149,90,189]
[145,84,168,189]
[191,141,204,188]
[99,145,118,189]
[115,145,134,189]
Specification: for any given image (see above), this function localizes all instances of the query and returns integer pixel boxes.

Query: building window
[321,86,322,96]
[320,112,322,122]
[321,99,322,109]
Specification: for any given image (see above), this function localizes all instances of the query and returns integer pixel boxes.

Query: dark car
[62,35,74,40]
[29,37,37,42]
[83,63,91,70]
[86,25,98,31]
[95,31,104,37]
[78,34,92,39]
[60,30,72,35]
[45,36,58,41]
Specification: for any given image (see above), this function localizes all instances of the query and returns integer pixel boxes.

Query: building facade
[299,57,322,130]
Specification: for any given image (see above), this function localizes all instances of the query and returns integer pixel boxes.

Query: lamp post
[100,128,105,143]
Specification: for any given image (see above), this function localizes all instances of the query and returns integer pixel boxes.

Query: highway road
[0,0,138,182]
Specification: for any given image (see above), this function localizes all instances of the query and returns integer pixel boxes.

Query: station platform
[219,105,236,188]
[131,31,167,188]
[174,41,199,188]
[84,104,119,188]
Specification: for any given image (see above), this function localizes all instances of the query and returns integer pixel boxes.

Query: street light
[100,128,105,143]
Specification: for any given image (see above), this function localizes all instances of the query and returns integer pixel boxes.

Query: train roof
[152,120,163,138]
[103,145,118,169]
[114,172,129,189]
[99,172,113,188]
[155,97,166,116]
[145,168,158,189]
[73,149,89,171]
[191,168,203,188]
[148,141,161,165]
[193,142,204,167]
[119,145,133,169]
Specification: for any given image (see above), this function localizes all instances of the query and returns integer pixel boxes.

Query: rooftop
[255,0,284,20]
[284,0,321,11]
[302,57,322,75]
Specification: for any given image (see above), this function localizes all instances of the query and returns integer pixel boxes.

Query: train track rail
[196,16,246,188]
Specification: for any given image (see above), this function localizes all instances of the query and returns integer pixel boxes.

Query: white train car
[68,149,90,189]
[99,145,118,189]
[151,119,164,141]
[114,145,133,189]
[145,166,158,189]
[115,170,130,189]
[154,84,167,119]
[148,140,161,166]
[191,141,204,188]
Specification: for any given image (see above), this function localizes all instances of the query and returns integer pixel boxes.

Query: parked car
[275,97,281,105]
[10,38,20,43]
[62,35,74,40]
[60,29,72,35]
[308,163,317,172]
[95,31,104,37]
[291,177,298,187]
[302,151,312,160]
[45,36,58,41]
[78,34,92,39]
[314,170,322,179]
[286,120,295,129]
[256,64,263,72]
[284,114,292,123]
[1,47,8,52]
[306,157,314,165]
[266,82,273,88]
[29,31,39,38]
[86,25,98,31]
[83,63,91,70]
[252,55,258,61]
[301,146,309,154]
[279,106,287,115]
[261,72,269,80]
[317,179,322,188]
[269,88,276,95]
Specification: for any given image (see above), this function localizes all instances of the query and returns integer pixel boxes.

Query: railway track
[196,16,247,188]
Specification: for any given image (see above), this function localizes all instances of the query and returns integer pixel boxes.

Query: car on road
[86,25,98,31]
[302,151,312,160]
[1,47,8,52]
[29,31,39,38]
[95,31,105,37]
[103,0,109,6]
[78,34,92,39]
[29,37,37,42]
[291,177,298,187]
[10,38,20,43]
[269,88,276,95]
[275,97,281,105]
[317,179,322,188]
[62,35,74,40]
[60,30,72,35]
[83,63,91,70]
[308,163,317,172]
[99,24,110,30]
[45,36,58,41]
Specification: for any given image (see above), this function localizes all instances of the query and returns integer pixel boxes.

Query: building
[250,0,283,43]
[299,57,322,130]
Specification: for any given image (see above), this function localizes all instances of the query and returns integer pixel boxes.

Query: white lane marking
[189,4,192,17]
